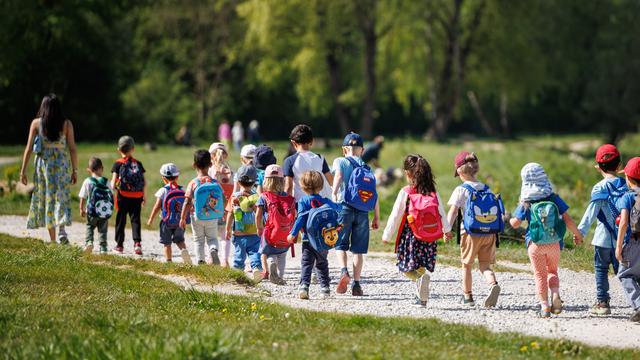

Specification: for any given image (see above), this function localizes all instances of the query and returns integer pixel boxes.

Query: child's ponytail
[212,149,228,169]
[403,154,436,195]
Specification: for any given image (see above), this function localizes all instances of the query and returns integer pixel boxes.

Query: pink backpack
[404,186,443,242]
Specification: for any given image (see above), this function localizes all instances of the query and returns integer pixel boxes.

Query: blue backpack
[87,177,114,219]
[344,157,377,212]
[461,184,505,235]
[306,199,342,252]
[529,200,566,245]
[193,177,224,221]
[591,178,627,241]
[162,184,188,228]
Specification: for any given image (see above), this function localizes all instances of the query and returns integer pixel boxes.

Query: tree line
[2,0,639,144]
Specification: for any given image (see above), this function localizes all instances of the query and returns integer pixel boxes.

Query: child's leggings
[528,242,561,301]
[403,267,426,281]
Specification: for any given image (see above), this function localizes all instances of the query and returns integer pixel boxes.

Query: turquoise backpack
[529,201,566,244]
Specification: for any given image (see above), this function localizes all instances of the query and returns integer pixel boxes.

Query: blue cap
[237,165,258,184]
[342,132,363,147]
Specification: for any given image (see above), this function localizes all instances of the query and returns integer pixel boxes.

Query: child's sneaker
[252,268,262,282]
[298,286,309,300]
[590,300,611,316]
[209,248,220,265]
[351,282,363,297]
[83,242,94,254]
[631,309,640,323]
[99,244,108,254]
[269,262,286,285]
[198,260,206,265]
[261,271,269,281]
[413,296,427,307]
[539,306,552,318]
[320,287,331,299]
[484,283,501,308]
[134,242,143,256]
[336,270,351,294]
[461,295,475,306]
[113,246,124,254]
[551,296,563,315]
[416,273,430,304]
[180,249,192,265]
[58,235,69,245]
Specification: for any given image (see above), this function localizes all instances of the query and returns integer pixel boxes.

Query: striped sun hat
[519,162,553,202]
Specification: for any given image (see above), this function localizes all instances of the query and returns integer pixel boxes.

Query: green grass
[1,233,638,359]
[1,133,639,273]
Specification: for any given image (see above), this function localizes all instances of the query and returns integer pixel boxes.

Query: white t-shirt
[447,180,486,234]
[283,150,332,201]
[78,176,112,199]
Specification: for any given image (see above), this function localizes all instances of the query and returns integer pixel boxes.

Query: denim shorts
[335,204,370,254]
[159,221,185,245]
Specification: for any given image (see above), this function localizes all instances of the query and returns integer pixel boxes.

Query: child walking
[209,142,234,267]
[256,165,295,284]
[332,132,380,297]
[225,164,262,280]
[232,144,257,192]
[615,157,640,323]
[147,163,192,264]
[110,136,146,255]
[446,151,502,307]
[382,154,452,306]
[577,144,626,315]
[288,171,341,299]
[179,150,224,265]
[79,157,113,254]
[510,162,583,318]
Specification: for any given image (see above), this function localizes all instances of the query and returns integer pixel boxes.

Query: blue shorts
[335,204,370,254]
[259,236,290,256]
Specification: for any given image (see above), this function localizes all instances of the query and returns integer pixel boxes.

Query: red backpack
[404,186,443,242]
[262,192,296,249]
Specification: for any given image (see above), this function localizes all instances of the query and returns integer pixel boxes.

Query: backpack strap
[345,156,362,170]
[456,209,462,245]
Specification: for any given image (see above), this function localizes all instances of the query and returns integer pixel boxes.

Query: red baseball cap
[454,151,477,177]
[595,144,620,163]
[623,157,640,179]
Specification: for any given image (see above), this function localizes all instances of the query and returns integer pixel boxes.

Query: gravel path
[1,215,638,349]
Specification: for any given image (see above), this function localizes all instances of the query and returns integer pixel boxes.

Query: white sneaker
[416,273,431,304]
[180,249,192,265]
[484,284,501,308]
[252,268,262,282]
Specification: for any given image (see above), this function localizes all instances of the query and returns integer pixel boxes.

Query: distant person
[110,136,146,255]
[248,119,260,143]
[283,124,333,201]
[79,157,113,255]
[382,154,452,307]
[146,163,192,264]
[614,157,640,323]
[510,163,583,318]
[20,94,78,244]
[577,144,626,316]
[175,124,192,146]
[331,132,380,297]
[232,121,244,151]
[362,135,385,168]
[218,120,232,149]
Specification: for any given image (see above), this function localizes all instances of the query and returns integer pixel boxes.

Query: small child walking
[288,171,341,300]
[209,142,234,267]
[147,163,192,264]
[225,164,262,280]
[256,165,295,284]
[577,144,626,315]
[382,154,452,306]
[179,150,223,265]
[79,157,113,254]
[614,157,640,323]
[110,135,146,255]
[510,162,583,318]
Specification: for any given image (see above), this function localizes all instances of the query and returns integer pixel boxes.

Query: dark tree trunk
[357,0,377,139]
[467,91,496,136]
[500,92,511,138]
[326,52,351,135]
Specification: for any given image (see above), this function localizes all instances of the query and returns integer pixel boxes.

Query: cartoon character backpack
[87,177,114,219]
[306,199,342,252]
[116,157,145,197]
[461,184,505,235]
[529,200,566,244]
[404,186,443,242]
[162,183,188,228]
[193,177,224,221]
[262,192,296,249]
[344,157,377,212]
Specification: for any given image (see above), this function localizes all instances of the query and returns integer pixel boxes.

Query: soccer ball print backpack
[87,177,114,219]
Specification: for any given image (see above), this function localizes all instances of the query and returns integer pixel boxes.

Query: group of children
[76,128,640,321]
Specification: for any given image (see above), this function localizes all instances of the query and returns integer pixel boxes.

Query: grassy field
[1,133,639,273]
[1,233,638,359]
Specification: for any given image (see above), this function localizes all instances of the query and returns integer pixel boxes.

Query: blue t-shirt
[332,156,365,204]
[616,191,638,244]
[290,194,340,241]
[514,193,569,247]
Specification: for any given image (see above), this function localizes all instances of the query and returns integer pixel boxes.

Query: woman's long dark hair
[37,94,65,141]
[403,154,436,194]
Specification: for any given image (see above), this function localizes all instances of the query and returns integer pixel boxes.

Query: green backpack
[529,201,566,244]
